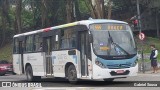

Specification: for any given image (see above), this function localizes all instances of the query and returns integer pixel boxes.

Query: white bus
[13,19,138,83]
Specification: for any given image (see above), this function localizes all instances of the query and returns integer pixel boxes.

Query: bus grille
[107,64,131,69]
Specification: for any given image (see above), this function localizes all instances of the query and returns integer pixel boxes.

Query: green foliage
[21,9,34,31]
[136,37,160,53]
[79,0,90,14]
[0,43,12,62]
[136,37,160,62]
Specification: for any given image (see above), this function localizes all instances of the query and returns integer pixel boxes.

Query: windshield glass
[90,24,136,57]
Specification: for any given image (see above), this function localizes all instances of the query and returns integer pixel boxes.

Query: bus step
[46,74,54,78]
[80,76,90,79]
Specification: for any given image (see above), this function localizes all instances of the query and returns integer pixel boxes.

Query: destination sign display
[90,24,127,30]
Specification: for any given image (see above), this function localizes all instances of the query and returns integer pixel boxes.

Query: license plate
[116,70,124,74]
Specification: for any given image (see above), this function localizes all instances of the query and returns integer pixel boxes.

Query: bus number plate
[116,70,124,74]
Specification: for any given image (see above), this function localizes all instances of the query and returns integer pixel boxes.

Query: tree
[66,0,74,23]
[107,0,112,19]
[94,0,105,18]
[83,0,107,19]
[0,0,10,47]
[15,0,22,33]
[74,0,81,21]
[41,0,48,28]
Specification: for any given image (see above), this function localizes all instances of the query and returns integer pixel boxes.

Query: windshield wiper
[108,31,130,55]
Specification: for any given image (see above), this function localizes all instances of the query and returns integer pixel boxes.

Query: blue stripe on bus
[96,56,137,68]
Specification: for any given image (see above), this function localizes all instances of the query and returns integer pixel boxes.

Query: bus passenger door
[79,31,91,77]
[18,41,24,74]
[44,37,53,76]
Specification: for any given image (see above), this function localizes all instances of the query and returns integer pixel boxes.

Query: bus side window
[38,43,43,51]
[25,35,34,52]
[53,36,59,50]
[60,27,76,49]
[34,34,42,52]
[53,30,60,50]
[60,30,65,49]
[60,29,69,49]
[70,32,76,48]
[13,38,19,54]
[53,27,76,50]
[71,38,75,48]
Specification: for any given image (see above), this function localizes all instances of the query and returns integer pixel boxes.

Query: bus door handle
[68,50,76,55]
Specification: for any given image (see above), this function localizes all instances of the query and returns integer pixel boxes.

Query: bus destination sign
[92,24,126,30]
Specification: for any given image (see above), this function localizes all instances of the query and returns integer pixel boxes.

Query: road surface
[0,71,160,90]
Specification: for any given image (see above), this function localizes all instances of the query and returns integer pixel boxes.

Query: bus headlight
[95,60,106,68]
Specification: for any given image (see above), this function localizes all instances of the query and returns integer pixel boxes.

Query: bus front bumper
[92,63,138,79]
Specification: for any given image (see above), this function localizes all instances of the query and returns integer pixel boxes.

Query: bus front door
[44,37,53,76]
[79,31,91,77]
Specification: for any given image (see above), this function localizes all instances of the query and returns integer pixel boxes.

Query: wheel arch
[25,63,32,72]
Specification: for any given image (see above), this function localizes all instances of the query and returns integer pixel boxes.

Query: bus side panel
[52,50,79,78]
[23,53,45,76]
[13,54,22,74]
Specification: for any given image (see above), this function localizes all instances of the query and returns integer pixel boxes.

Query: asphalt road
[0,72,160,90]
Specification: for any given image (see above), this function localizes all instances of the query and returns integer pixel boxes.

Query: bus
[13,19,138,83]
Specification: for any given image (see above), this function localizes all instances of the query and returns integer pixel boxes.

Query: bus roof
[14,19,127,38]
[78,19,127,25]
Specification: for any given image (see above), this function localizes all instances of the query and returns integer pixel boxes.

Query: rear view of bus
[89,21,138,80]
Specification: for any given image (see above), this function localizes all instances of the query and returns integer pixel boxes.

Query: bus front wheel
[67,65,77,84]
[25,65,41,81]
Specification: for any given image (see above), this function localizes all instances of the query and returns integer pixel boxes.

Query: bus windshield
[90,24,136,58]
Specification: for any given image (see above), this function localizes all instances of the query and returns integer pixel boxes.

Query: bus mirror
[55,35,58,41]
[89,34,93,43]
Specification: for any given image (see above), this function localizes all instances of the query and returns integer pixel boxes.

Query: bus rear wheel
[67,65,78,84]
[0,73,5,76]
[25,65,41,81]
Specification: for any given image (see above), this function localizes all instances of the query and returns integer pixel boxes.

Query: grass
[0,43,12,62]
[135,36,160,62]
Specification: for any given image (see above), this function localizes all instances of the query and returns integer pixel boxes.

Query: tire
[25,66,41,81]
[12,71,16,75]
[67,65,78,84]
[0,73,5,76]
